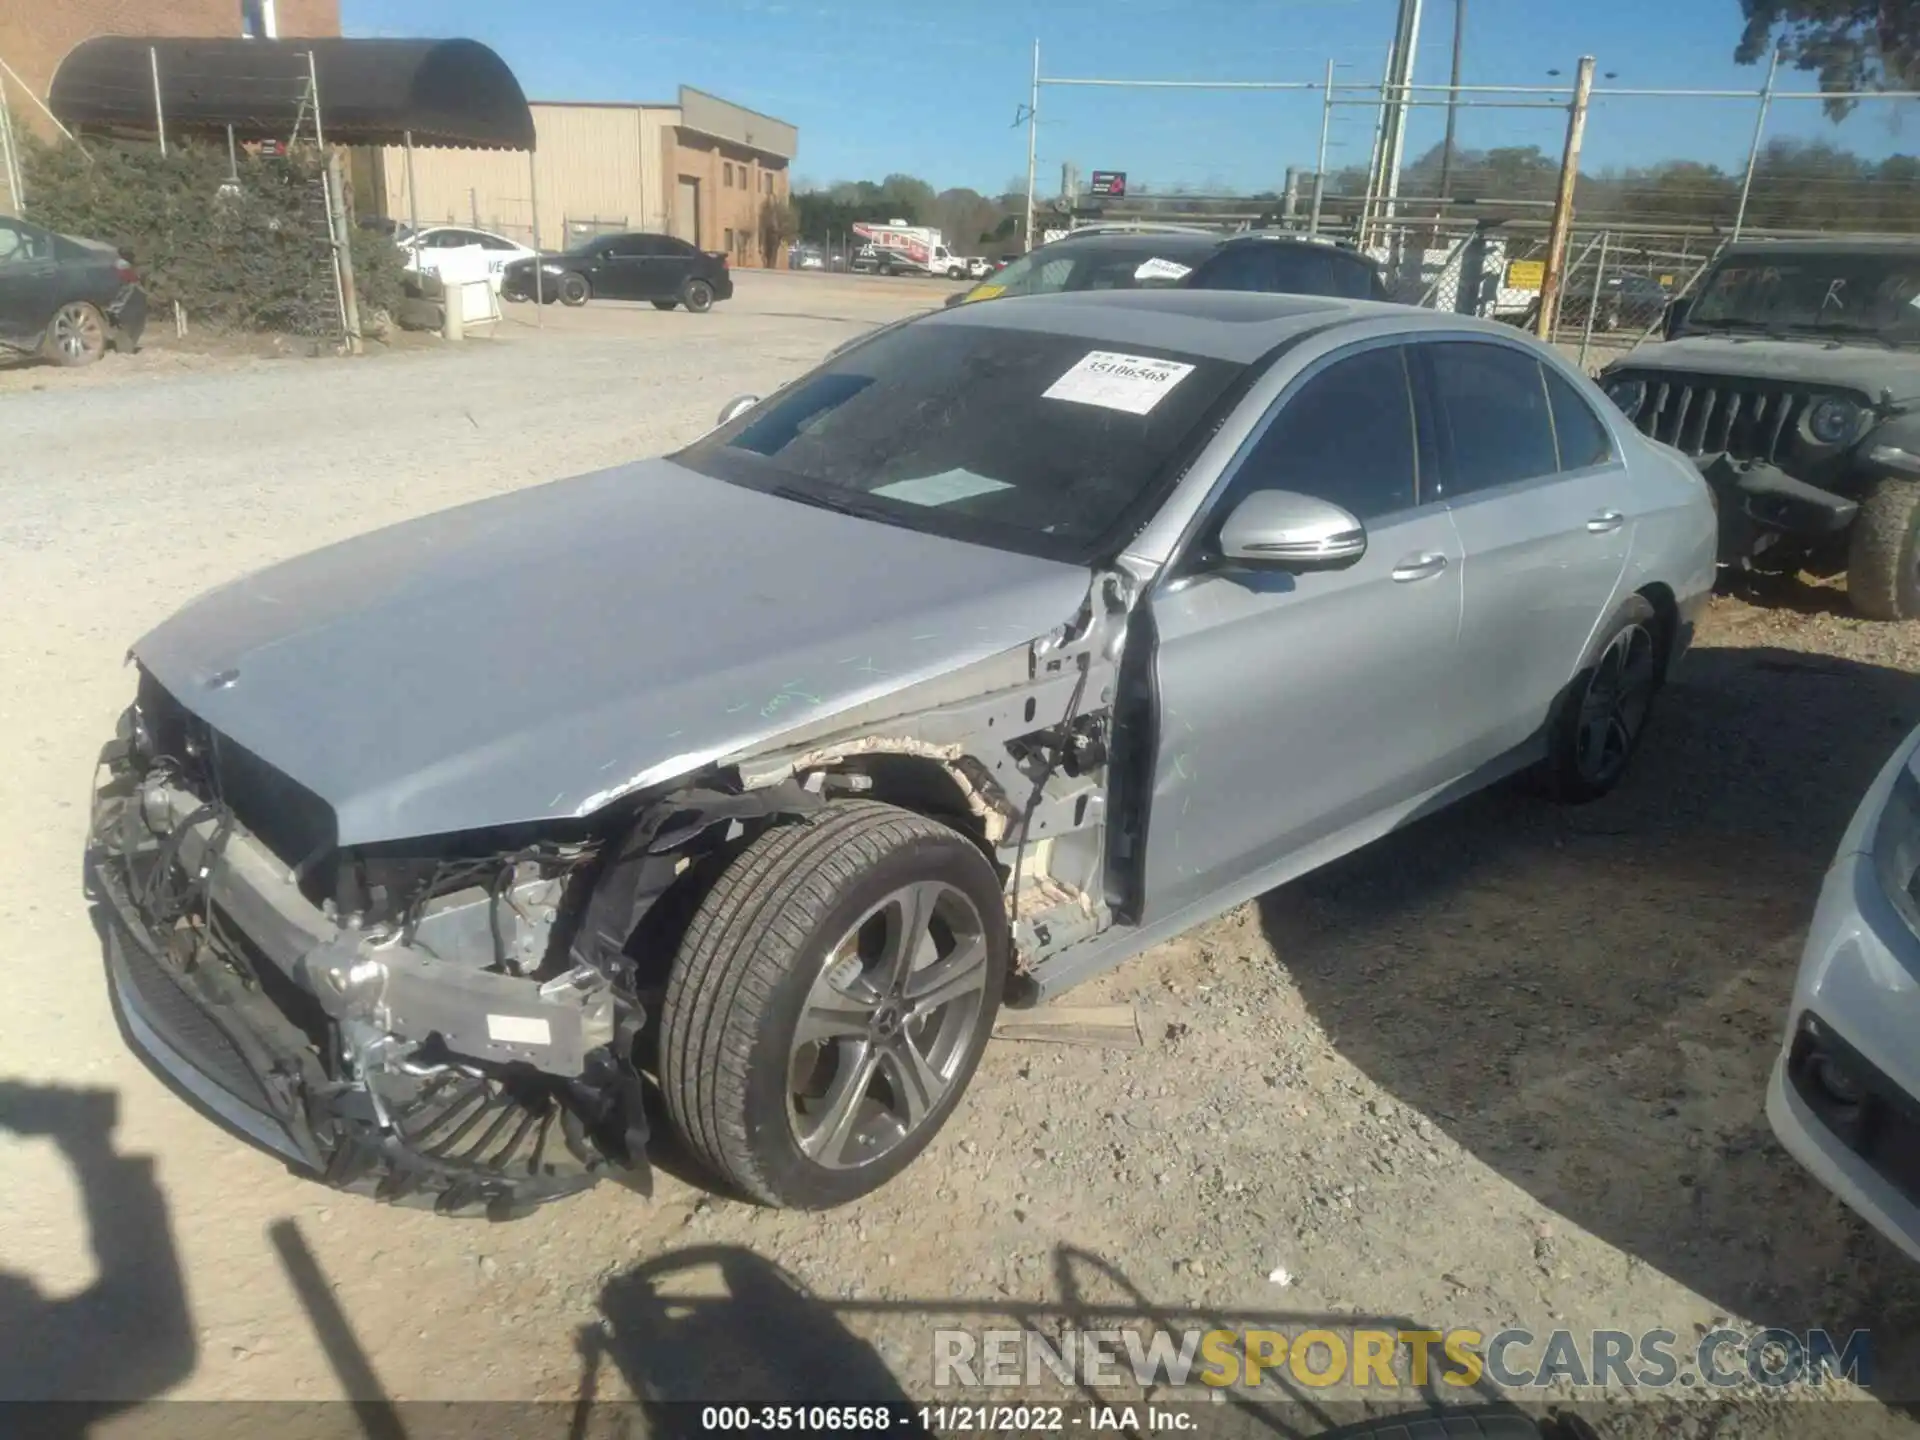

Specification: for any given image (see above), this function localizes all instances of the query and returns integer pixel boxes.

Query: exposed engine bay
[86,573,1134,1215]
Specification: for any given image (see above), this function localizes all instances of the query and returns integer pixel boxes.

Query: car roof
[923,288,1517,364]
[1033,232,1224,258]
[1718,237,1920,257]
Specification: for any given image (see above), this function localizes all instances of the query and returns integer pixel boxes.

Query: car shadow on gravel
[1258,644,1920,1405]
[576,1241,1528,1433]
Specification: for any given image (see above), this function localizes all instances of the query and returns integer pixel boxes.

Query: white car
[403,226,537,295]
[1769,724,1920,1264]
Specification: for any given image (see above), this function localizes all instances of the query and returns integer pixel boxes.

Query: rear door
[651,236,702,296]
[1418,338,1634,763]
[0,216,60,346]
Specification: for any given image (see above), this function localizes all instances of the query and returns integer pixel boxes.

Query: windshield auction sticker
[1044,350,1196,416]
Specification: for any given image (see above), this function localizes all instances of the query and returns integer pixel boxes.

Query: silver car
[86,291,1717,1216]
[1768,725,1920,1263]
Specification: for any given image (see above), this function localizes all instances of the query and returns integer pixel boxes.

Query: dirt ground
[4,270,1919,1433]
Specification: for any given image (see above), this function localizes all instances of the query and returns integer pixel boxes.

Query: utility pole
[1536,54,1595,341]
[1437,0,1466,199]
[1376,0,1424,227]
[1023,39,1039,252]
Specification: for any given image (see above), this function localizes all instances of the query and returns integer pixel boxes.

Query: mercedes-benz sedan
[87,291,1716,1217]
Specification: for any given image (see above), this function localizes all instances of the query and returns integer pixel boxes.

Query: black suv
[945,229,1387,309]
[1598,238,1920,618]
[502,232,734,313]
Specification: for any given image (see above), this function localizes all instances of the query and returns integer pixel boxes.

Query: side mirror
[1662,296,1692,341]
[1218,490,1366,570]
[716,394,760,426]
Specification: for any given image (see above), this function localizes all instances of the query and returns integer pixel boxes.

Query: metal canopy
[49,36,536,151]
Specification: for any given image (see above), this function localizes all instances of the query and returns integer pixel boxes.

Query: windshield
[968,238,1217,302]
[1689,251,1920,340]
[673,321,1248,563]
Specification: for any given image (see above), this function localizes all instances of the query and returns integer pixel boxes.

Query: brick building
[377,88,796,268]
[0,0,340,131]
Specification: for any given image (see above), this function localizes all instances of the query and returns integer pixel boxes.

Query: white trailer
[850,221,971,278]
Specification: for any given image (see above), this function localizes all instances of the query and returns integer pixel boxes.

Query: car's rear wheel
[659,800,1006,1209]
[651,299,678,311]
[683,279,715,313]
[558,272,590,306]
[1536,594,1661,804]
[1846,478,1920,621]
[45,301,107,367]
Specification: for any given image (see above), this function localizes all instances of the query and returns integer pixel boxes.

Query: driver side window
[1216,346,1420,529]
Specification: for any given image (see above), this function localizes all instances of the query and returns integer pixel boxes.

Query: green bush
[20,133,404,338]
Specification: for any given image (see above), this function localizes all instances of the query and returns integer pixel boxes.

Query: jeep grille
[1609,373,1853,464]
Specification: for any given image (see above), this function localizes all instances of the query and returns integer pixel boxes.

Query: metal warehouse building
[374,86,795,267]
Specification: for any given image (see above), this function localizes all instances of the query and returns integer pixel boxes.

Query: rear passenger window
[1223,347,1419,523]
[1542,367,1615,470]
[1426,342,1560,496]
[1191,246,1277,293]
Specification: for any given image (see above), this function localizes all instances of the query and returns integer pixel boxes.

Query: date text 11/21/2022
[695,1404,1195,1433]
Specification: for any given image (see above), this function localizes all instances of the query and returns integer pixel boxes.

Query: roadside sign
[1658,273,1675,287]
[1089,171,1127,198]
[1506,259,1545,291]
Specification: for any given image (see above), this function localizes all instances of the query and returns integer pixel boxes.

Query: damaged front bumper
[85,733,646,1217]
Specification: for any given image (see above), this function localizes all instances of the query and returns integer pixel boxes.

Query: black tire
[651,299,678,311]
[1535,593,1662,804]
[683,279,715,313]
[659,800,1007,1209]
[558,272,590,307]
[44,301,107,367]
[1846,478,1920,621]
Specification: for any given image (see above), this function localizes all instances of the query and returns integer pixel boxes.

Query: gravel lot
[4,271,1919,1433]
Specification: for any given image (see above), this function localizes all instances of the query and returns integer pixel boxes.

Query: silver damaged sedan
[86,291,1717,1215]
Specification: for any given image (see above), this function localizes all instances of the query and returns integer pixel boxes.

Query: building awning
[49,36,536,151]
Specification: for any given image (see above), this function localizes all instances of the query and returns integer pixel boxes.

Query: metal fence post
[1536,54,1594,341]
[1577,228,1610,369]
[1733,46,1780,240]
[149,46,167,155]
[529,149,544,325]
[0,65,24,212]
[1023,39,1039,252]
[1310,57,1333,237]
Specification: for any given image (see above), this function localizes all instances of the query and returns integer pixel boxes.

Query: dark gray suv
[1598,238,1920,618]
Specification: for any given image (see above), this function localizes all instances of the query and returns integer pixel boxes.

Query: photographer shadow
[0,1081,195,1423]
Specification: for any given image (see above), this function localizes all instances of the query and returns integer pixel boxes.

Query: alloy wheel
[787,879,991,1170]
[53,303,104,363]
[1573,622,1656,788]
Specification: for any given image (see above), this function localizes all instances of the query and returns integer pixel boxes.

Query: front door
[1140,342,1467,920]
[1417,340,1634,762]
[0,216,60,347]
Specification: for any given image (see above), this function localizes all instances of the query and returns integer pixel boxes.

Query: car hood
[1607,335,1920,402]
[133,459,1093,846]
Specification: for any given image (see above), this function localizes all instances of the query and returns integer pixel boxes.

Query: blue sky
[344,0,1917,193]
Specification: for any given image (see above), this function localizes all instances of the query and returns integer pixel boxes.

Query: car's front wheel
[1536,594,1662,804]
[45,301,107,367]
[1846,478,1920,621]
[660,800,1006,1209]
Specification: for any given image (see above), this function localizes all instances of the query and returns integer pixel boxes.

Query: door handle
[1391,552,1449,583]
[1586,510,1626,534]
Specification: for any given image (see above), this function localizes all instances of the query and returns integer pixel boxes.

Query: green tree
[1736,0,1920,115]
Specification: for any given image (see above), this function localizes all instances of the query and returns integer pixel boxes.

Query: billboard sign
[1089,171,1127,198]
